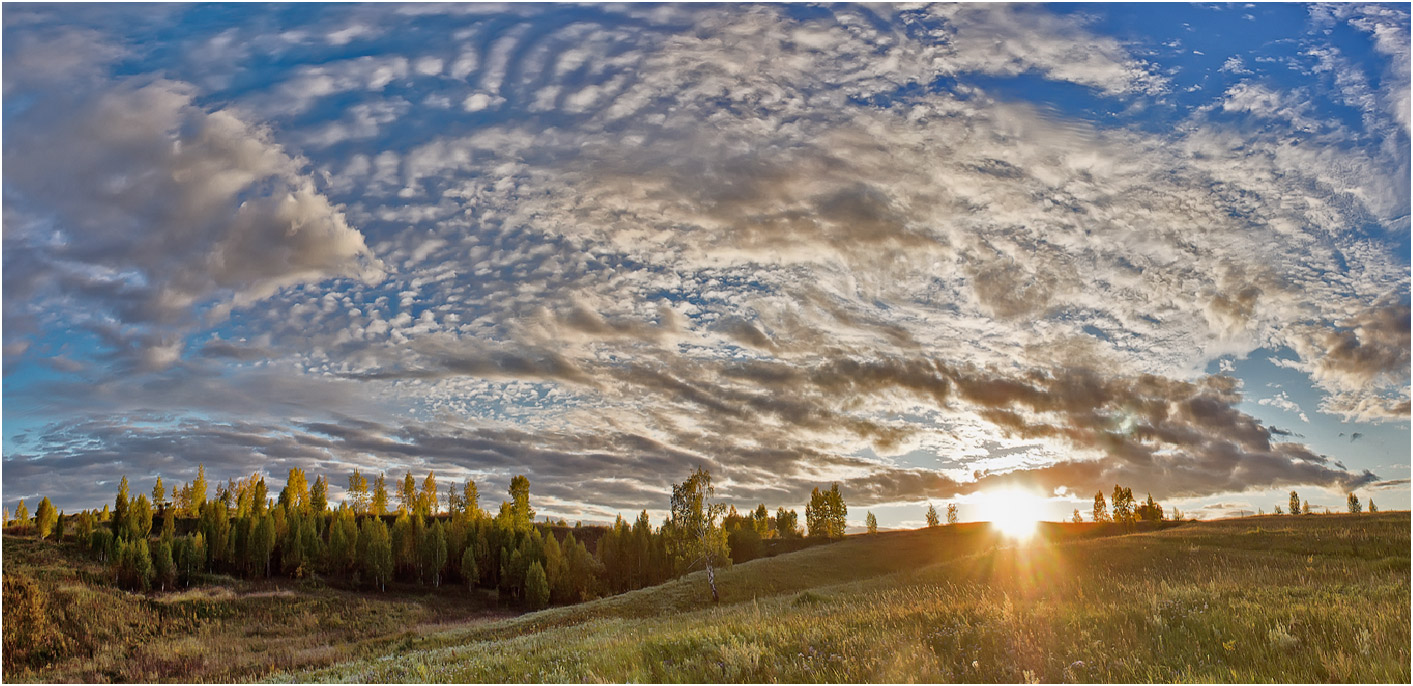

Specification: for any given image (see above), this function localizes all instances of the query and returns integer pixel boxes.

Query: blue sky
[3,2,1408,527]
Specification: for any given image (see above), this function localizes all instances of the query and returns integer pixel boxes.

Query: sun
[980,488,1045,539]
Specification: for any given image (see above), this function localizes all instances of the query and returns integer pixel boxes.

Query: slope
[284,513,1410,683]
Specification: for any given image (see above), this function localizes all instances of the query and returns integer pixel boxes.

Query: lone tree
[1347,492,1362,514]
[1369,499,1378,513]
[925,503,940,528]
[946,503,959,525]
[668,467,729,603]
[1289,490,1301,516]
[865,511,878,534]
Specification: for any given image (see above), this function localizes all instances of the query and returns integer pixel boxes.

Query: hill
[284,513,1410,683]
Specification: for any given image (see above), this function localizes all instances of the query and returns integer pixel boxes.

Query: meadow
[284,513,1409,683]
[4,512,1408,683]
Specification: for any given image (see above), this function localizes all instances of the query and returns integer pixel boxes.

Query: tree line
[2,466,858,608]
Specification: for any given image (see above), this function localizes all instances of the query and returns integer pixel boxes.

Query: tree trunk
[705,556,719,603]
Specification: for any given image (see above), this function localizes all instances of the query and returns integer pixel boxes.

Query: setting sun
[980,489,1046,539]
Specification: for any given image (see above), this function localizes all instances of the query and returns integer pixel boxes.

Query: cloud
[2,3,1406,518]
[4,71,384,367]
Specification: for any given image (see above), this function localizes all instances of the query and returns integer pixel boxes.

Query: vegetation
[285,512,1410,684]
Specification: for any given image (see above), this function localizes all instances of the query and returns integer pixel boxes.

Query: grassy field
[1,535,510,683]
[4,513,1407,683]
[281,513,1410,683]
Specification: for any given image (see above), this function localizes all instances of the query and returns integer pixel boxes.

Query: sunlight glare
[981,489,1044,539]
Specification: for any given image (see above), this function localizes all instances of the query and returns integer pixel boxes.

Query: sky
[3,2,1409,529]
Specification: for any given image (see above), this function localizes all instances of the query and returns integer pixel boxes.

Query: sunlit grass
[286,513,1410,684]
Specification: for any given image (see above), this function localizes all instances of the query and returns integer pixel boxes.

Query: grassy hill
[283,513,1410,683]
[1,534,510,683]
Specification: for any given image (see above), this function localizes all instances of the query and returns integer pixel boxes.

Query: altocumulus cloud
[2,3,1407,519]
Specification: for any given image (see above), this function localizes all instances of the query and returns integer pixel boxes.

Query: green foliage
[775,507,800,538]
[419,471,438,517]
[371,473,388,516]
[667,468,729,589]
[310,476,328,514]
[1289,490,1301,516]
[525,561,550,610]
[1347,492,1362,514]
[358,517,394,591]
[463,479,480,517]
[348,469,370,515]
[151,539,175,590]
[509,475,535,530]
[15,499,30,532]
[114,476,131,538]
[35,497,58,539]
[421,520,449,586]
[462,545,479,591]
[865,511,878,534]
[132,493,153,540]
[399,473,418,515]
[806,484,848,538]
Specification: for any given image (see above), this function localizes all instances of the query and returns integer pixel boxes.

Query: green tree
[392,512,417,577]
[251,514,277,577]
[508,475,534,529]
[421,520,449,586]
[1347,492,1362,514]
[348,469,370,515]
[461,544,480,590]
[132,494,153,540]
[114,476,131,539]
[283,468,310,515]
[774,507,799,538]
[358,517,394,591]
[152,539,175,590]
[420,471,439,517]
[946,503,959,525]
[55,510,67,540]
[310,476,328,514]
[372,473,389,516]
[399,473,418,514]
[152,477,167,509]
[925,503,940,528]
[463,479,480,518]
[525,560,550,610]
[14,500,30,533]
[865,511,878,534]
[1289,490,1301,516]
[668,467,729,602]
[191,464,209,516]
[34,498,58,539]
[806,485,846,538]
